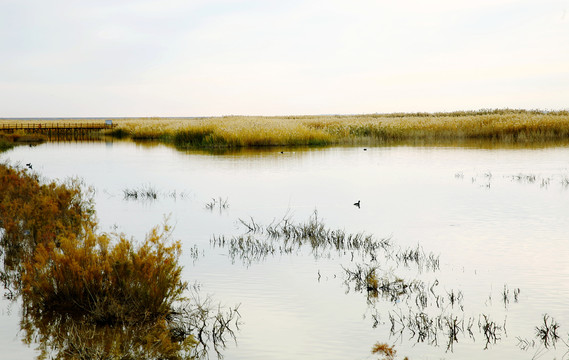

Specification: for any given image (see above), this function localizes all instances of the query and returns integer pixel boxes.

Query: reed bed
[2,109,569,147]
[0,132,46,149]
[111,110,569,147]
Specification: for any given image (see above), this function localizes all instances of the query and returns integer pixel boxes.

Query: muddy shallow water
[2,141,569,359]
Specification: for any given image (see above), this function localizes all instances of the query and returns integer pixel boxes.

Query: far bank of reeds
[103,109,569,148]
[0,132,46,151]
[3,109,569,148]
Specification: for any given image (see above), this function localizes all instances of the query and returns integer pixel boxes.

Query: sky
[1,0,568,117]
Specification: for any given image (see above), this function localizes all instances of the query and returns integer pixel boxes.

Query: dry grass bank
[0,132,46,150]
[104,109,569,147]
[3,109,569,147]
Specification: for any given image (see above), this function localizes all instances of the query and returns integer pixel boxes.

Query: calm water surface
[2,141,569,360]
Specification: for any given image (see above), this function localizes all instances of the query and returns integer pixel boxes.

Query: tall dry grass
[105,110,569,146]
[3,109,569,147]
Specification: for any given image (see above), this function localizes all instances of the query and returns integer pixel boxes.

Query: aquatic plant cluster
[210,211,569,358]
[0,163,239,359]
[212,212,395,266]
[123,184,189,201]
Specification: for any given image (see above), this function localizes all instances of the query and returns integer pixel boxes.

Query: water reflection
[20,311,196,360]
[4,140,569,359]
[13,286,241,360]
[45,135,569,153]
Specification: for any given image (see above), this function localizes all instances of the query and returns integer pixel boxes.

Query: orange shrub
[0,164,91,274]
[21,216,185,324]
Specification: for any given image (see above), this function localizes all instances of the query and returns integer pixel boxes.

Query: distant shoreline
[2,109,569,148]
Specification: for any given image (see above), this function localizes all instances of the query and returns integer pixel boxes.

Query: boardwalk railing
[0,122,115,134]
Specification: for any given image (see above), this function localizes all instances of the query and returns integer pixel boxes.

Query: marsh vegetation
[4,109,569,148]
[136,111,569,145]
[107,110,569,147]
[0,163,240,359]
[0,132,46,151]
[211,211,569,358]
[210,213,526,353]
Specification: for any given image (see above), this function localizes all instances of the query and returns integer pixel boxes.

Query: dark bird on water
[353,200,360,208]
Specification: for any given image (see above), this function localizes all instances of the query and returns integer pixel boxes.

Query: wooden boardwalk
[0,122,115,135]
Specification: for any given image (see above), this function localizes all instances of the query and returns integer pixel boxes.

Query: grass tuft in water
[535,314,561,349]
[211,211,392,265]
[205,197,229,211]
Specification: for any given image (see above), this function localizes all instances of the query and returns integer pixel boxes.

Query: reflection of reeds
[479,314,503,350]
[171,285,241,359]
[463,170,569,190]
[205,197,229,212]
[502,285,521,309]
[516,314,569,359]
[535,314,560,349]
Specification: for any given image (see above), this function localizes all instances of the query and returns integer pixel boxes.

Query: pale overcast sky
[1,0,568,117]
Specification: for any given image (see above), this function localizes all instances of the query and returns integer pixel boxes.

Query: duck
[353,200,360,208]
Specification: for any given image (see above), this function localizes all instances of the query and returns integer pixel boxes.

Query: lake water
[2,141,569,360]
